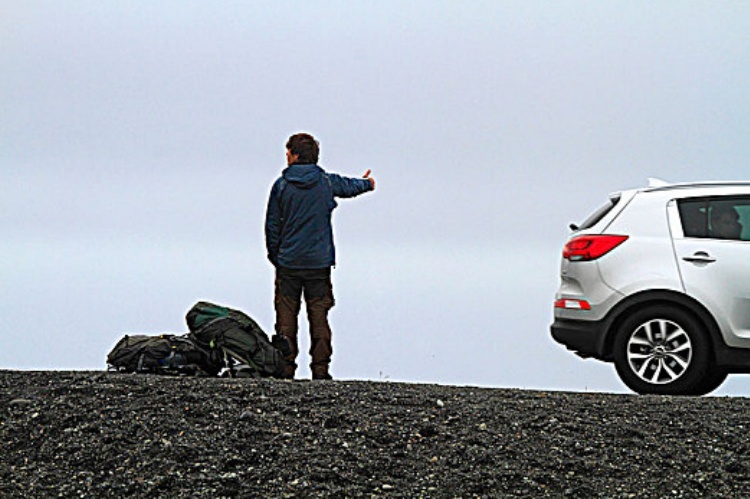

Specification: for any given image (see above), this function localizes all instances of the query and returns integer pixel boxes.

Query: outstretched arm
[328,170,376,198]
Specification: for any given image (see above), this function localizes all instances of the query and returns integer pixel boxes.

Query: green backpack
[106,333,221,376]
[186,301,288,378]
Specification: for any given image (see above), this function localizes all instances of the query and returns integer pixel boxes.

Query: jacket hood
[282,164,324,189]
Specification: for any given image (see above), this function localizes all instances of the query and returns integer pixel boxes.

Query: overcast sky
[4,1,750,395]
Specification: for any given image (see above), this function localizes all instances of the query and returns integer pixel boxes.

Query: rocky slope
[2,371,750,497]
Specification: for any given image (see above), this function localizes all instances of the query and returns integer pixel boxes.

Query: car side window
[678,197,750,241]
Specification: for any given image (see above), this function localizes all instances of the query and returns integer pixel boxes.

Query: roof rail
[645,180,750,192]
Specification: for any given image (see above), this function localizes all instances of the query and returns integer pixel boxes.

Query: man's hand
[363,169,375,190]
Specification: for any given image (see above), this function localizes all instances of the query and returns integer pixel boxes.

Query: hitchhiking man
[265,133,375,380]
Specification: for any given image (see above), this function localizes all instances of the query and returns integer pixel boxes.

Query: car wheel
[613,306,712,395]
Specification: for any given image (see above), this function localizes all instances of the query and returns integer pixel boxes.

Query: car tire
[687,366,728,396]
[613,306,713,396]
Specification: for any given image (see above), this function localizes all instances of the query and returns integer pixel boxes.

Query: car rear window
[575,194,621,231]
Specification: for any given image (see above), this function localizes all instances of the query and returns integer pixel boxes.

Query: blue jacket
[265,164,373,269]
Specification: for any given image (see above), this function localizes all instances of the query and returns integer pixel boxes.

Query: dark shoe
[312,373,333,380]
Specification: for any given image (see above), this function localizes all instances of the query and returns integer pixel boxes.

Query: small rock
[9,399,34,406]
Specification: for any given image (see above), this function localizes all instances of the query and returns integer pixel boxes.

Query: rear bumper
[550,318,609,360]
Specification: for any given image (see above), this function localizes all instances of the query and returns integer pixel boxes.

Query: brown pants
[274,266,335,378]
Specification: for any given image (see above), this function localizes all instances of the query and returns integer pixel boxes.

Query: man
[265,133,375,380]
[710,204,742,240]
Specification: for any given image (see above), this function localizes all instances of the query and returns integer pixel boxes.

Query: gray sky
[4,1,750,395]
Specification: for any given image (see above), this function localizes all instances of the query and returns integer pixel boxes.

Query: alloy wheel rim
[626,318,692,385]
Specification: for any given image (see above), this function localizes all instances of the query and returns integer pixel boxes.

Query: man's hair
[286,133,319,164]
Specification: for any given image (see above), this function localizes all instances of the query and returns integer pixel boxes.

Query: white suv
[551,180,750,395]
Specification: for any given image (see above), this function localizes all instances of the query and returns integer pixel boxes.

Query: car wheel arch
[600,290,722,363]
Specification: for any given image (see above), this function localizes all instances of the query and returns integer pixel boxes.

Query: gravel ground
[2,370,750,498]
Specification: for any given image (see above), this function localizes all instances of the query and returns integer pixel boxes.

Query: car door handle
[682,251,716,264]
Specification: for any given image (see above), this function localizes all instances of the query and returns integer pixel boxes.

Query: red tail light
[554,298,591,310]
[563,235,628,261]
